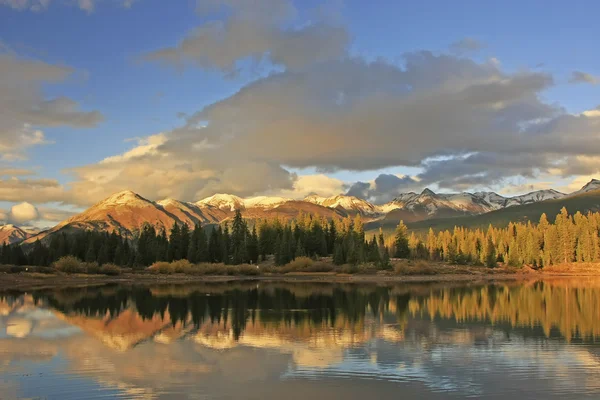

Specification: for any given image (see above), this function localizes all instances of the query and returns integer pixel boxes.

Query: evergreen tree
[247,226,259,264]
[485,236,497,268]
[394,221,410,258]
[231,210,247,264]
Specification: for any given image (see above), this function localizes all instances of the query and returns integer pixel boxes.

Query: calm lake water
[1,279,600,399]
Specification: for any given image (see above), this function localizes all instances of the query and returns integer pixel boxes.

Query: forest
[4,207,600,269]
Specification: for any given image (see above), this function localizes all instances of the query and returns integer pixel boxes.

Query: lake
[1,279,600,399]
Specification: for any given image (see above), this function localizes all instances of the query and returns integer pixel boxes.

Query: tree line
[4,207,600,269]
[397,207,600,267]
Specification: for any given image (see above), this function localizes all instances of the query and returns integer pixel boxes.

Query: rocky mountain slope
[0,224,34,245]
[23,191,344,244]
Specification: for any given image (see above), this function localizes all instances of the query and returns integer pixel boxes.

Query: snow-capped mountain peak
[473,191,506,209]
[0,224,32,244]
[243,196,290,209]
[572,179,600,195]
[304,194,378,215]
[95,190,153,209]
[504,189,565,207]
[196,194,245,211]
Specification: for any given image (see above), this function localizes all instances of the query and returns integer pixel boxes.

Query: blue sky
[0,0,599,227]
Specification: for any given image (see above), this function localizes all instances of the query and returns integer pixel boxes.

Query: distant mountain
[503,189,565,207]
[371,186,600,234]
[0,224,33,245]
[304,194,380,216]
[570,179,600,196]
[23,191,344,244]
[23,191,183,244]
[19,179,600,244]
[196,194,245,212]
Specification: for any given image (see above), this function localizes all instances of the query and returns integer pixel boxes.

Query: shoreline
[1,270,599,291]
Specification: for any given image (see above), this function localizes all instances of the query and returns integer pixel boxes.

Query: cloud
[0,177,67,203]
[5,2,600,205]
[269,174,346,199]
[450,37,485,53]
[1,0,142,12]
[0,168,36,176]
[569,71,599,85]
[0,49,103,160]
[0,0,50,11]
[62,47,600,205]
[144,0,349,74]
[38,206,77,222]
[6,202,39,224]
[77,0,94,13]
[0,202,76,225]
[346,174,420,203]
[499,181,554,195]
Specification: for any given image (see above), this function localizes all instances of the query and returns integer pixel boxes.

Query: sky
[0,0,599,228]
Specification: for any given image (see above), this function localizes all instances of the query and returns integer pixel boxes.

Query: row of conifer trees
[5,207,600,269]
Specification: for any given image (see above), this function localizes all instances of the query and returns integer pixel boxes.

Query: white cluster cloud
[0,201,76,225]
[6,202,39,224]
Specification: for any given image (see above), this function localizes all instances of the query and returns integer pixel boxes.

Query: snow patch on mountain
[243,196,290,209]
[0,224,32,244]
[304,195,379,215]
[96,190,154,209]
[196,194,245,211]
[504,189,565,207]
[571,179,600,196]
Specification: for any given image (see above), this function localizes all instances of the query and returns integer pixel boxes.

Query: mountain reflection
[1,279,597,351]
[2,280,600,399]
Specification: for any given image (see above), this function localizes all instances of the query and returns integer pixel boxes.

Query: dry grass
[147,260,261,276]
[542,263,600,274]
[393,260,485,276]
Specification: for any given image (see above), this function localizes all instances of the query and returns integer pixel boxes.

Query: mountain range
[4,179,600,245]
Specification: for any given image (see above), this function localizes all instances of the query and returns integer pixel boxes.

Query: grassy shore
[1,259,599,291]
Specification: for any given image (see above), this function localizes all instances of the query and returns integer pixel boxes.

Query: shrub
[100,263,122,276]
[148,261,173,274]
[394,261,439,275]
[354,263,379,274]
[338,264,358,274]
[172,259,193,273]
[53,256,85,274]
[84,262,101,274]
[280,257,335,273]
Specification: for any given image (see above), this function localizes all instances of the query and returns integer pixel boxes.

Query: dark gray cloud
[346,174,420,203]
[569,71,598,85]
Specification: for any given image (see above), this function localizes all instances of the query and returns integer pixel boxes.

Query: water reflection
[1,280,600,399]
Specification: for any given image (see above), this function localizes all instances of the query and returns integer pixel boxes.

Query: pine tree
[247,226,259,264]
[231,210,247,264]
[394,221,410,258]
[333,242,345,265]
[485,236,497,268]
[168,223,181,261]
[180,223,190,261]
